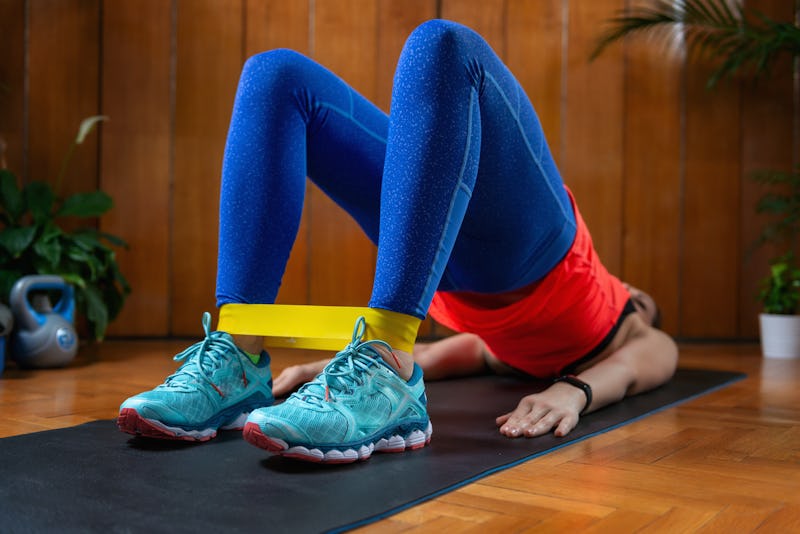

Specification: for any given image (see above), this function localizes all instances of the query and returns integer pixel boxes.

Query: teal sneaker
[118,312,273,442]
[243,316,432,463]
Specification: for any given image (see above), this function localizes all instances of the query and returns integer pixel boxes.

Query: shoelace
[292,316,396,407]
[159,312,248,397]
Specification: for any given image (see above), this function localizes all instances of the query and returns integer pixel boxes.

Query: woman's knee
[239,48,315,95]
[403,19,477,63]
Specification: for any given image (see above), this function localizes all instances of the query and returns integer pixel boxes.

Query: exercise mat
[0,368,744,533]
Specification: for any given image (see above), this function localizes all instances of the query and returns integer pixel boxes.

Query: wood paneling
[244,0,311,306]
[101,0,172,336]
[1,0,797,341]
[440,0,506,56]
[681,64,742,337]
[309,0,379,307]
[0,0,26,176]
[27,0,100,195]
[505,0,564,165]
[738,0,796,337]
[562,0,625,276]
[375,0,438,113]
[622,36,683,334]
[172,0,244,335]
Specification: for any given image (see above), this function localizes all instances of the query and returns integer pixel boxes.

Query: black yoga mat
[0,368,743,533]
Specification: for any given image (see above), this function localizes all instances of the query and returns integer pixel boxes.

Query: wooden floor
[1,341,798,532]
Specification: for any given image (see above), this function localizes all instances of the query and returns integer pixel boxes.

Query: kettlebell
[0,303,13,375]
[10,275,78,368]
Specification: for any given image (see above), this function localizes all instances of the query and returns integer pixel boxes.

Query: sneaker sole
[117,408,249,442]
[242,421,433,464]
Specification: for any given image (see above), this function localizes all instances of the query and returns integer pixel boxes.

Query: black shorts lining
[559,298,636,376]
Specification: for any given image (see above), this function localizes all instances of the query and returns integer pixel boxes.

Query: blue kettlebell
[0,303,13,375]
[9,275,78,368]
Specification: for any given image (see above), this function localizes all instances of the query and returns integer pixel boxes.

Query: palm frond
[591,0,800,87]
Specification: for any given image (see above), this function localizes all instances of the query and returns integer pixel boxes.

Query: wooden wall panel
[28,0,100,195]
[308,0,379,307]
[375,0,438,112]
[622,42,683,334]
[245,0,310,55]
[0,0,26,176]
[738,0,796,337]
[506,0,564,165]
[244,0,311,306]
[440,0,506,56]
[171,0,244,335]
[680,67,742,337]
[561,0,625,277]
[101,0,172,336]
[4,0,797,341]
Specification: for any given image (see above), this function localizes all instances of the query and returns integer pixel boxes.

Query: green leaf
[70,231,104,251]
[591,0,800,88]
[59,273,87,289]
[97,231,128,248]
[0,226,37,257]
[0,169,24,223]
[32,235,62,268]
[23,181,55,225]
[82,284,109,340]
[75,115,109,145]
[57,191,113,218]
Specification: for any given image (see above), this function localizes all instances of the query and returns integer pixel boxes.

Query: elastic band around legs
[217,304,421,353]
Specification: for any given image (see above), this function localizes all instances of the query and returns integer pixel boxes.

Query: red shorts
[428,192,630,378]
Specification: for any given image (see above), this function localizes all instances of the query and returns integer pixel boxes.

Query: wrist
[554,375,592,414]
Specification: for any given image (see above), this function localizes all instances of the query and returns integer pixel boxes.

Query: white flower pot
[759,313,800,359]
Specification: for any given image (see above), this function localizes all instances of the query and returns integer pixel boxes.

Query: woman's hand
[495,382,587,438]
[272,359,328,398]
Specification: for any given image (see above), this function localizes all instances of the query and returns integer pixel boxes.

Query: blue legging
[217,19,576,320]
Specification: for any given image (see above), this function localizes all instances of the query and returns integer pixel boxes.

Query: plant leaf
[0,169,24,223]
[32,234,62,268]
[76,115,109,145]
[97,231,128,248]
[57,191,113,218]
[0,226,37,257]
[23,181,55,225]
[82,284,109,340]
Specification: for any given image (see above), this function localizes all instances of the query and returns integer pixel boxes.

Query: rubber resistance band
[217,304,421,353]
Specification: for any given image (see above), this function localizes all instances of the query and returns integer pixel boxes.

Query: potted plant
[591,0,800,88]
[592,0,800,357]
[0,116,129,342]
[754,168,800,358]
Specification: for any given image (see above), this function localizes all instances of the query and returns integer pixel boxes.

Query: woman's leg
[216,49,387,307]
[370,20,577,319]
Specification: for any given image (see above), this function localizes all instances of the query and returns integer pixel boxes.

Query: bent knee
[239,48,316,94]
[404,19,477,59]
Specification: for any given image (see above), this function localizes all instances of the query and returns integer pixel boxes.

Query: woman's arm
[497,319,678,438]
[272,359,328,397]
[273,331,494,396]
[413,332,490,380]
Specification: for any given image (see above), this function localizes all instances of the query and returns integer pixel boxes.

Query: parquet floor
[0,341,798,532]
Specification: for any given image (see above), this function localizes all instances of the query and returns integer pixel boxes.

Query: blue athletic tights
[216,19,576,320]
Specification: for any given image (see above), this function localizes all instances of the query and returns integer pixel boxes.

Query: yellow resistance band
[217,304,421,353]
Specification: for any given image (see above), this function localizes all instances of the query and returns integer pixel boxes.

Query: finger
[501,405,550,438]
[495,412,513,426]
[553,414,579,438]
[499,407,531,437]
[522,411,561,437]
